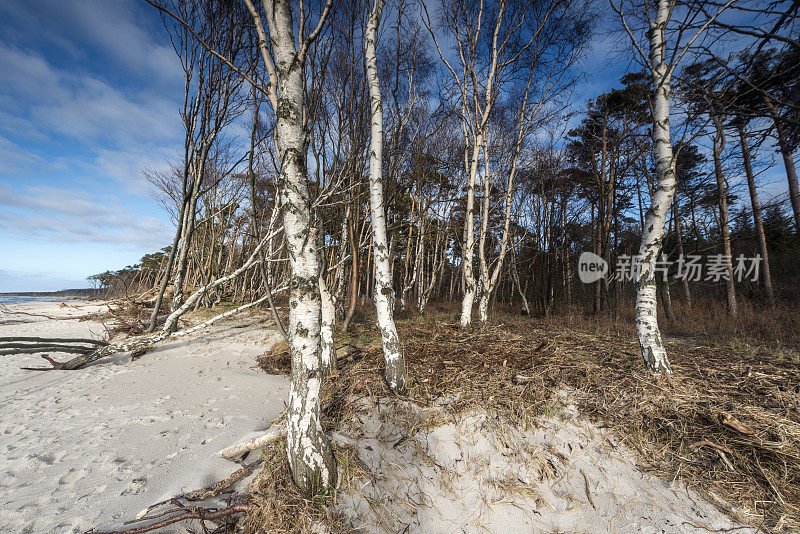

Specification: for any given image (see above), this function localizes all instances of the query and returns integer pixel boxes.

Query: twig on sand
[580,469,596,509]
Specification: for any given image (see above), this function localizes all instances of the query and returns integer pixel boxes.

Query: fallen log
[20,331,171,370]
[0,337,109,346]
[0,343,96,354]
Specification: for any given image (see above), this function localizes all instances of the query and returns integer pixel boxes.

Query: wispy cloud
[0,184,173,249]
[0,45,180,146]
[0,0,184,283]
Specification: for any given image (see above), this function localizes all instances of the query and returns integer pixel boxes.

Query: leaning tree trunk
[737,122,775,308]
[764,94,800,237]
[170,172,203,321]
[636,0,675,373]
[253,0,336,495]
[148,195,188,332]
[510,246,531,316]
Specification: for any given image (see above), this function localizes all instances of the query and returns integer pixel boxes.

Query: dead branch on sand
[2,288,283,370]
[87,502,251,534]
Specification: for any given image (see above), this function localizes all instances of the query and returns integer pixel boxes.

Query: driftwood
[0,336,109,346]
[1,345,95,356]
[3,291,283,371]
[134,459,263,522]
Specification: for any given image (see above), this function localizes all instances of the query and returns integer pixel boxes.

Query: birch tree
[423,0,589,325]
[610,0,736,372]
[421,0,505,327]
[365,0,407,391]
[243,0,336,494]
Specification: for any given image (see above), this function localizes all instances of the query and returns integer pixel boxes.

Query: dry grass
[249,302,800,533]
[243,441,351,534]
[534,298,800,347]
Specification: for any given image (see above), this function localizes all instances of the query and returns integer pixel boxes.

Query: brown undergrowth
[248,305,800,533]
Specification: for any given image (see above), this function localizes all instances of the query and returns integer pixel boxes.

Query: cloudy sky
[0,0,182,291]
[0,1,786,292]
[0,0,668,292]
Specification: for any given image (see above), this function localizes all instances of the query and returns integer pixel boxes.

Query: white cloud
[0,0,182,89]
[0,184,173,249]
[0,136,43,174]
[0,45,181,146]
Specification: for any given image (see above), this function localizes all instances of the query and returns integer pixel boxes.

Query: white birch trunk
[256,0,335,493]
[365,0,406,391]
[460,140,481,327]
[636,0,675,373]
[319,272,335,376]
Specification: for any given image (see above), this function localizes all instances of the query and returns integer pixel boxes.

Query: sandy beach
[0,301,764,533]
[0,300,286,533]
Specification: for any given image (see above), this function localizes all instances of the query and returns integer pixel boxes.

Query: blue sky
[0,0,182,291]
[0,1,790,292]
[0,0,623,292]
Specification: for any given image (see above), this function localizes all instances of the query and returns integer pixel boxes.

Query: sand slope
[0,301,287,533]
[335,394,757,534]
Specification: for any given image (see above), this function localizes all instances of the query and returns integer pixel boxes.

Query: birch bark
[245,0,336,493]
[612,0,735,371]
[365,0,406,390]
[635,0,676,372]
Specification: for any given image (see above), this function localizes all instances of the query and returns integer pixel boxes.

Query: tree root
[87,502,251,534]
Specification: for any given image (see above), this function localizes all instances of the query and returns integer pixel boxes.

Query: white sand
[335,393,757,534]
[0,300,287,533]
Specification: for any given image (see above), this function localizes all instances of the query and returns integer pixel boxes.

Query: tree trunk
[737,122,775,308]
[170,161,205,323]
[147,197,186,332]
[672,194,691,304]
[764,94,800,237]
[711,128,737,316]
[341,218,358,332]
[658,277,676,322]
[365,0,406,391]
[460,139,481,327]
[319,273,336,376]
[253,0,336,495]
[635,0,674,373]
